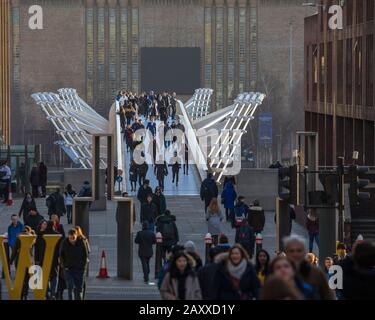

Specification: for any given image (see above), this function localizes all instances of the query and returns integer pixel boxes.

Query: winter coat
[220,182,237,209]
[30,167,40,186]
[63,191,76,206]
[156,214,179,247]
[234,202,250,220]
[198,262,219,300]
[306,214,319,235]
[135,228,156,258]
[248,206,265,233]
[47,192,66,217]
[155,162,168,180]
[212,253,260,300]
[160,271,202,300]
[18,199,37,221]
[209,243,231,261]
[129,163,138,182]
[152,193,167,216]
[59,237,88,272]
[235,224,255,257]
[200,178,218,203]
[78,184,92,197]
[138,163,149,178]
[137,185,153,204]
[206,208,224,236]
[38,164,48,186]
[24,212,44,232]
[298,260,335,300]
[140,202,158,224]
[7,222,24,248]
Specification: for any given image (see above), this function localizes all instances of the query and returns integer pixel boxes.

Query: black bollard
[255,233,263,258]
[204,233,213,264]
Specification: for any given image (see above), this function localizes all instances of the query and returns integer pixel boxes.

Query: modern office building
[305,0,375,166]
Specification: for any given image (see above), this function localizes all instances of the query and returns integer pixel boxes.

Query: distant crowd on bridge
[116,90,189,191]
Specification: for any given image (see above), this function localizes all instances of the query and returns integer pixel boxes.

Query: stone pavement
[0,196,311,300]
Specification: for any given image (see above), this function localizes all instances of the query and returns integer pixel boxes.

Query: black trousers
[172,170,179,184]
[41,185,46,197]
[158,177,165,189]
[183,163,189,175]
[140,256,151,282]
[32,185,39,198]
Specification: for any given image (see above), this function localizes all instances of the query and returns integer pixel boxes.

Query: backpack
[161,221,175,240]
[237,225,251,243]
[234,205,246,227]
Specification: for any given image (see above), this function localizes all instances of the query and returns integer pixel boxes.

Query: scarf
[227,259,247,280]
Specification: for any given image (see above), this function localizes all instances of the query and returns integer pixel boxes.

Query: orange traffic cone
[97,250,109,278]
[6,186,13,206]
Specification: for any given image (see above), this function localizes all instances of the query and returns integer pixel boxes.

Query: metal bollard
[255,233,263,258]
[155,232,163,279]
[205,233,213,264]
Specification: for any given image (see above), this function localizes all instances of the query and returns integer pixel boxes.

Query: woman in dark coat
[212,244,260,300]
[155,159,168,190]
[30,163,40,198]
[129,160,138,192]
[18,192,37,222]
[38,162,48,198]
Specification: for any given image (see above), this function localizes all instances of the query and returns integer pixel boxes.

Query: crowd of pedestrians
[116,90,189,192]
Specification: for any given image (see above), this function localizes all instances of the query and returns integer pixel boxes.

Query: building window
[320,44,325,102]
[227,7,235,100]
[215,6,224,108]
[239,8,246,93]
[204,8,212,89]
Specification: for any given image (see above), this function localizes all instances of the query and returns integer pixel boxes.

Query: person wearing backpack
[200,172,218,213]
[46,188,66,219]
[78,181,92,197]
[64,184,76,225]
[233,196,250,229]
[156,210,179,261]
[235,220,255,259]
[248,200,265,234]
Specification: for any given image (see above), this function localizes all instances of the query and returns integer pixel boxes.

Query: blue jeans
[148,222,155,232]
[309,233,319,253]
[64,269,85,300]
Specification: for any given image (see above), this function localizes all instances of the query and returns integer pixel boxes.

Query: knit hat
[184,240,196,253]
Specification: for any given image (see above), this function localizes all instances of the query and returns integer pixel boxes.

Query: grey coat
[160,272,202,300]
[206,208,224,236]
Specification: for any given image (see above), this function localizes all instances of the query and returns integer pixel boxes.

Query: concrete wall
[236,168,279,211]
[64,168,106,211]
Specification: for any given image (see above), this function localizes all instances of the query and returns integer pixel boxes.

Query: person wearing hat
[135,221,156,284]
[184,241,203,272]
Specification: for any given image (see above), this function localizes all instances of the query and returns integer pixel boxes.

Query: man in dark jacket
[137,179,153,205]
[140,194,158,231]
[209,234,231,262]
[169,151,181,187]
[46,188,66,218]
[248,200,265,234]
[135,221,156,283]
[235,220,255,258]
[38,162,48,198]
[156,210,179,260]
[59,229,88,300]
[29,163,40,198]
[24,210,44,232]
[200,172,218,212]
[78,181,92,197]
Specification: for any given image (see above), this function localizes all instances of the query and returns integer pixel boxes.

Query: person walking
[64,184,76,225]
[235,220,255,259]
[155,157,168,190]
[221,181,237,224]
[183,144,189,175]
[211,244,260,300]
[209,234,231,260]
[135,221,157,284]
[38,162,48,198]
[137,179,153,205]
[169,151,181,187]
[46,188,66,219]
[29,163,40,198]
[7,214,24,269]
[255,249,271,286]
[0,160,12,203]
[152,186,166,217]
[160,251,202,300]
[233,196,250,227]
[140,194,158,231]
[184,241,203,272]
[51,213,65,237]
[306,209,319,253]
[138,161,149,187]
[59,229,89,300]
[18,192,37,222]
[125,124,134,153]
[17,162,27,195]
[156,210,179,261]
[24,209,44,232]
[206,198,224,246]
[129,160,138,192]
[284,235,335,300]
[248,200,265,234]
[200,173,218,213]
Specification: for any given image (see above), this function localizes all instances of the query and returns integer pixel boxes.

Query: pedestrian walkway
[0,197,310,299]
